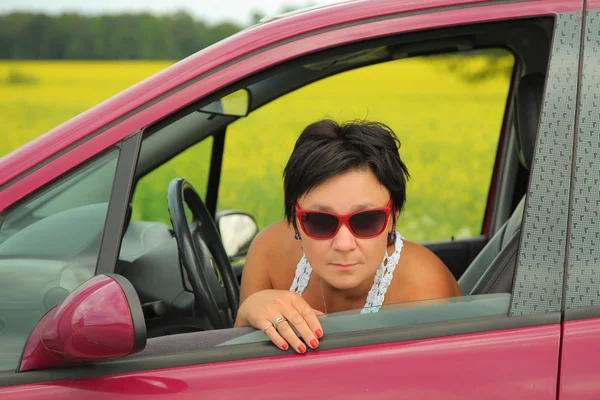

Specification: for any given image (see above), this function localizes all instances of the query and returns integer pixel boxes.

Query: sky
[0,0,344,26]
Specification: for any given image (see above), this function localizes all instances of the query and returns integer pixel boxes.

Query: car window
[130,137,213,226]
[217,50,514,242]
[0,149,119,371]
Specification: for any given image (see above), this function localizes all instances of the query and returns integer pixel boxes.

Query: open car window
[131,136,213,226]
[218,49,515,243]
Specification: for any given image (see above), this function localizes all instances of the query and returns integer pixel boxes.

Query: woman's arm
[234,224,277,327]
[233,222,323,354]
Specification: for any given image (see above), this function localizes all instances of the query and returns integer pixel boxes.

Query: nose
[332,223,357,251]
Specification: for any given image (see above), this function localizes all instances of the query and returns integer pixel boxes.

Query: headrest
[515,73,545,170]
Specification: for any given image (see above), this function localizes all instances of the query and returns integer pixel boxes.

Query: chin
[327,274,363,290]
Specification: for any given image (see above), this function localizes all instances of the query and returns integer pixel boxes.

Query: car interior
[0,15,554,369]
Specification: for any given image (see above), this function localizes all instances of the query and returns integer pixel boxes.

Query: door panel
[0,324,560,399]
[560,315,600,399]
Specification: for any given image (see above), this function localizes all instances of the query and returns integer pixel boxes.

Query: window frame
[121,5,575,359]
[95,132,142,275]
[121,7,573,321]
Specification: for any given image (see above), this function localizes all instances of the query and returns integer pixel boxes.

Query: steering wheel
[167,178,240,329]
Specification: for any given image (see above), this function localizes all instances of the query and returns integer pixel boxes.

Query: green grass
[1,54,514,243]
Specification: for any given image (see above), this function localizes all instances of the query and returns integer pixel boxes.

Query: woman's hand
[235,289,324,353]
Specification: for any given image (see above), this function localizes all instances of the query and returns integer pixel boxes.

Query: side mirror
[18,274,146,372]
[215,211,259,260]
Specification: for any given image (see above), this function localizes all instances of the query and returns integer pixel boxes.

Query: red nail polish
[310,339,318,348]
[315,329,323,338]
[282,343,289,350]
[298,344,306,354]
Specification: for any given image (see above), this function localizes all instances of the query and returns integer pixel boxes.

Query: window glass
[218,50,514,242]
[0,149,119,371]
[218,293,511,347]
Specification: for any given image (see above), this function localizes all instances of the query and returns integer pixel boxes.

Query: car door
[0,1,582,398]
[557,1,600,398]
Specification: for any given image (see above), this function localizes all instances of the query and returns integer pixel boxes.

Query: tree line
[0,11,262,60]
[0,7,513,82]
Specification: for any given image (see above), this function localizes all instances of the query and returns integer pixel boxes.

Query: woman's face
[296,168,394,290]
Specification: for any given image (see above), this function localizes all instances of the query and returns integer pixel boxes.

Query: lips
[330,263,358,271]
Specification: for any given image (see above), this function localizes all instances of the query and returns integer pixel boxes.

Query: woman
[234,119,461,353]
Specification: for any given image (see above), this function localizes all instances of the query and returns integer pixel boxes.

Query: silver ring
[263,324,273,332]
[272,317,287,329]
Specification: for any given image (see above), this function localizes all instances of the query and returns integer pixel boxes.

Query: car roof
[0,0,502,186]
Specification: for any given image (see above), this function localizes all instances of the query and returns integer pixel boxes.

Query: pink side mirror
[19,274,147,372]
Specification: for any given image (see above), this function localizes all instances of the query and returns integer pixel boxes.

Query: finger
[281,305,321,350]
[260,320,289,351]
[292,298,324,340]
[274,318,307,354]
[312,308,325,316]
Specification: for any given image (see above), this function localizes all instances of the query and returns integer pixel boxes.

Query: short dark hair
[283,119,410,230]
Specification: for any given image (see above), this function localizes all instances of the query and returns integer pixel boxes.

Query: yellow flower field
[0,55,513,243]
[0,61,173,155]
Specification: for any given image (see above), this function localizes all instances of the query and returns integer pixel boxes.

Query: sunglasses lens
[301,213,339,238]
[349,210,387,237]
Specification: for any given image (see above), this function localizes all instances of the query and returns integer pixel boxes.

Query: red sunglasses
[295,200,393,240]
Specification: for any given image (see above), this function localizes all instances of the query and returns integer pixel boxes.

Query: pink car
[0,0,598,398]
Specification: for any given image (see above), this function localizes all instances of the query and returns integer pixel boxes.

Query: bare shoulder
[385,240,462,304]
